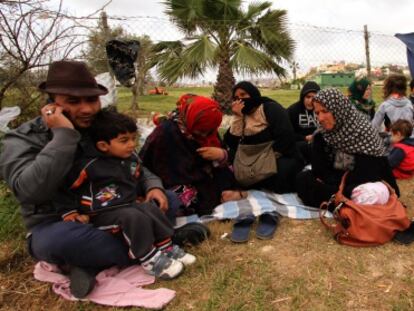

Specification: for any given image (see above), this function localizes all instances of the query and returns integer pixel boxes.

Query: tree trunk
[137,69,146,96]
[212,46,235,114]
[130,81,139,111]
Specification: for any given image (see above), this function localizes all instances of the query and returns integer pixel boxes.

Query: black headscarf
[232,81,266,115]
[314,88,385,157]
[300,81,320,107]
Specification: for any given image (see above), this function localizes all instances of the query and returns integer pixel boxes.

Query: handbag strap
[319,201,343,236]
[240,116,246,141]
[337,171,349,195]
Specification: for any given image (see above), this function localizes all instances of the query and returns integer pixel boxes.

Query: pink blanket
[33,261,175,309]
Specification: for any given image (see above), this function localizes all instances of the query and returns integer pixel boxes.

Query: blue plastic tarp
[395,32,414,77]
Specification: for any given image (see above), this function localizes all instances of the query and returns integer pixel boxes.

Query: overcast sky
[54,0,414,34]
[48,0,412,80]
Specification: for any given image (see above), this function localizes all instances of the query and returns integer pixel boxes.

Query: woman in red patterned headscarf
[176,93,222,148]
[140,94,239,216]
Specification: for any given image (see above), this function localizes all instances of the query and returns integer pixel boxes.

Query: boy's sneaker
[165,245,196,266]
[141,251,184,280]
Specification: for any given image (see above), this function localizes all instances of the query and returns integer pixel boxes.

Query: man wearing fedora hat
[0,61,133,298]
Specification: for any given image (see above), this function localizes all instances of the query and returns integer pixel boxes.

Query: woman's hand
[231,99,244,117]
[197,146,225,161]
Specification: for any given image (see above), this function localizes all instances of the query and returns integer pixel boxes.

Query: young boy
[388,119,414,179]
[61,109,196,280]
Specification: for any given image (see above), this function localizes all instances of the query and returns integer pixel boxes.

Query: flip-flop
[256,212,280,240]
[394,221,414,245]
[231,215,255,243]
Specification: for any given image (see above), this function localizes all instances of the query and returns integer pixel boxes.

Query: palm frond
[157,56,205,83]
[231,42,286,76]
[244,1,272,20]
[163,0,204,34]
[203,0,242,21]
[152,37,217,83]
[151,41,184,54]
[184,35,217,67]
[149,40,184,70]
[248,9,295,60]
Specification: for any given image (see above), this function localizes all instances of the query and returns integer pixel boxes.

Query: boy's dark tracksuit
[61,147,174,259]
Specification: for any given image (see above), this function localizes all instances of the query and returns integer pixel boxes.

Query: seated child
[62,109,196,280]
[388,119,414,179]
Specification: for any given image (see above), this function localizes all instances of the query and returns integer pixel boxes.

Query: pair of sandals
[230,213,280,243]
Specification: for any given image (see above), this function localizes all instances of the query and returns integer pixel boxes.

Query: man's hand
[197,147,225,161]
[145,188,168,212]
[305,135,313,143]
[41,104,74,129]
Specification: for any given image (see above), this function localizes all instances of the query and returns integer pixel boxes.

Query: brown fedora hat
[38,61,108,96]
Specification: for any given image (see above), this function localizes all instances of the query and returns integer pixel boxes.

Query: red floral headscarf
[176,94,223,147]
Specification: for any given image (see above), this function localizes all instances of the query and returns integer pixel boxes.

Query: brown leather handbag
[320,173,411,247]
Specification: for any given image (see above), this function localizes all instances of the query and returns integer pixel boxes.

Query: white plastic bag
[351,182,390,205]
[0,106,21,133]
[95,72,117,108]
[136,117,155,148]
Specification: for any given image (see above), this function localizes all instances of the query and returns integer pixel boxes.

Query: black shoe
[394,222,414,245]
[173,223,211,247]
[69,266,97,299]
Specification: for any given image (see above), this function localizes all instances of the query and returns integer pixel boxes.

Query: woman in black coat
[224,81,304,242]
[224,81,303,194]
[296,88,399,208]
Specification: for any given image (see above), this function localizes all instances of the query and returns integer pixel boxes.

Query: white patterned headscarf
[313,88,385,157]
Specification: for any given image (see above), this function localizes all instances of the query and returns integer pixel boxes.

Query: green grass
[1,85,410,311]
[116,85,385,117]
[0,182,24,242]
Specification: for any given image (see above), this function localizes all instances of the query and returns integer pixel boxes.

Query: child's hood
[386,96,412,108]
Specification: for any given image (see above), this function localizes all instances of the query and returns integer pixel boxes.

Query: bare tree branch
[0,0,114,110]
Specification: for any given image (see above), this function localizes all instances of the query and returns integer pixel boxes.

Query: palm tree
[130,35,154,111]
[152,0,295,110]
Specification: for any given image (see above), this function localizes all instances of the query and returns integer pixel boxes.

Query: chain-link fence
[76,15,409,109]
[99,16,407,83]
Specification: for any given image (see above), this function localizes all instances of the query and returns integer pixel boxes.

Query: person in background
[372,74,413,132]
[388,119,414,179]
[409,79,414,106]
[348,77,376,120]
[296,88,399,209]
[287,81,321,164]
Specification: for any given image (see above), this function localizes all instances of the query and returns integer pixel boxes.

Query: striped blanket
[174,190,331,228]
